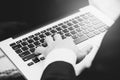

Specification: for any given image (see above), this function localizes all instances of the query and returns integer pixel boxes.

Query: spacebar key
[22,54,35,61]
[74,35,88,45]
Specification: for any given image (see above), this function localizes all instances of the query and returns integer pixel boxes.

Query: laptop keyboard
[9,12,109,66]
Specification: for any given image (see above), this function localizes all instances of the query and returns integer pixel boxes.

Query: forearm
[44,48,77,70]
[41,49,77,80]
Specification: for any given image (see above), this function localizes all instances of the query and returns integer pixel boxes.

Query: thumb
[76,45,93,63]
[75,45,99,76]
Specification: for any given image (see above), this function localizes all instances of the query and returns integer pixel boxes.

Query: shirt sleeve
[44,48,77,70]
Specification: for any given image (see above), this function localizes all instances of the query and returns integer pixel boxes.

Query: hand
[35,34,93,76]
[35,34,92,62]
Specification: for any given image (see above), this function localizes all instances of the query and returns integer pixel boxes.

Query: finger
[34,46,46,55]
[54,34,62,41]
[45,36,54,45]
[66,37,74,42]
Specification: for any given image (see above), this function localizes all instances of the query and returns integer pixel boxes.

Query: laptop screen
[0,0,88,41]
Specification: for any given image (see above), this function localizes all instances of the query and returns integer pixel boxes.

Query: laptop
[0,0,114,80]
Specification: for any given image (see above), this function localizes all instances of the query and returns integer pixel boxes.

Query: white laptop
[0,1,114,80]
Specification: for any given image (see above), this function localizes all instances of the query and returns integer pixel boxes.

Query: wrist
[44,48,77,69]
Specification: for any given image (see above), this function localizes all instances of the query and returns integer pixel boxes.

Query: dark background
[0,0,88,41]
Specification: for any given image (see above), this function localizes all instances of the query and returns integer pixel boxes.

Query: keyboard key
[19,51,31,58]
[40,39,45,43]
[93,30,101,35]
[61,35,66,39]
[74,35,88,45]
[45,32,51,36]
[22,38,28,41]
[28,44,35,48]
[30,48,35,53]
[15,49,22,54]
[67,22,73,26]
[75,16,80,19]
[87,32,96,38]
[35,32,40,36]
[51,29,57,34]
[34,41,40,46]
[58,23,63,26]
[42,42,48,47]
[35,53,42,57]
[77,31,84,36]
[53,25,58,28]
[12,44,22,50]
[87,27,95,32]
[33,37,40,41]
[99,27,106,32]
[81,15,88,20]
[32,57,40,63]
[65,33,71,37]
[22,54,35,61]
[21,46,28,51]
[47,28,52,31]
[87,12,94,17]
[21,41,28,46]
[73,24,79,28]
[27,62,34,66]
[61,25,68,29]
[28,35,34,38]
[40,57,45,60]
[77,18,83,22]
[27,39,34,43]
[56,27,62,31]
[16,40,22,44]
[10,43,16,47]
[72,20,78,24]
[83,20,90,25]
[92,19,101,25]
[72,34,79,39]
[57,31,64,35]
[93,23,104,29]
[81,26,87,30]
[81,30,89,34]
[41,30,46,33]
[79,23,85,26]
[63,29,69,33]
[39,34,45,38]
[76,28,81,32]
[68,27,74,31]
[70,30,76,35]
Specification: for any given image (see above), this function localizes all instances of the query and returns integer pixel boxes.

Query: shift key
[19,51,31,58]
[22,54,35,61]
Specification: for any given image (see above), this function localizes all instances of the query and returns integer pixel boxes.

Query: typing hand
[35,34,92,61]
[35,34,93,75]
